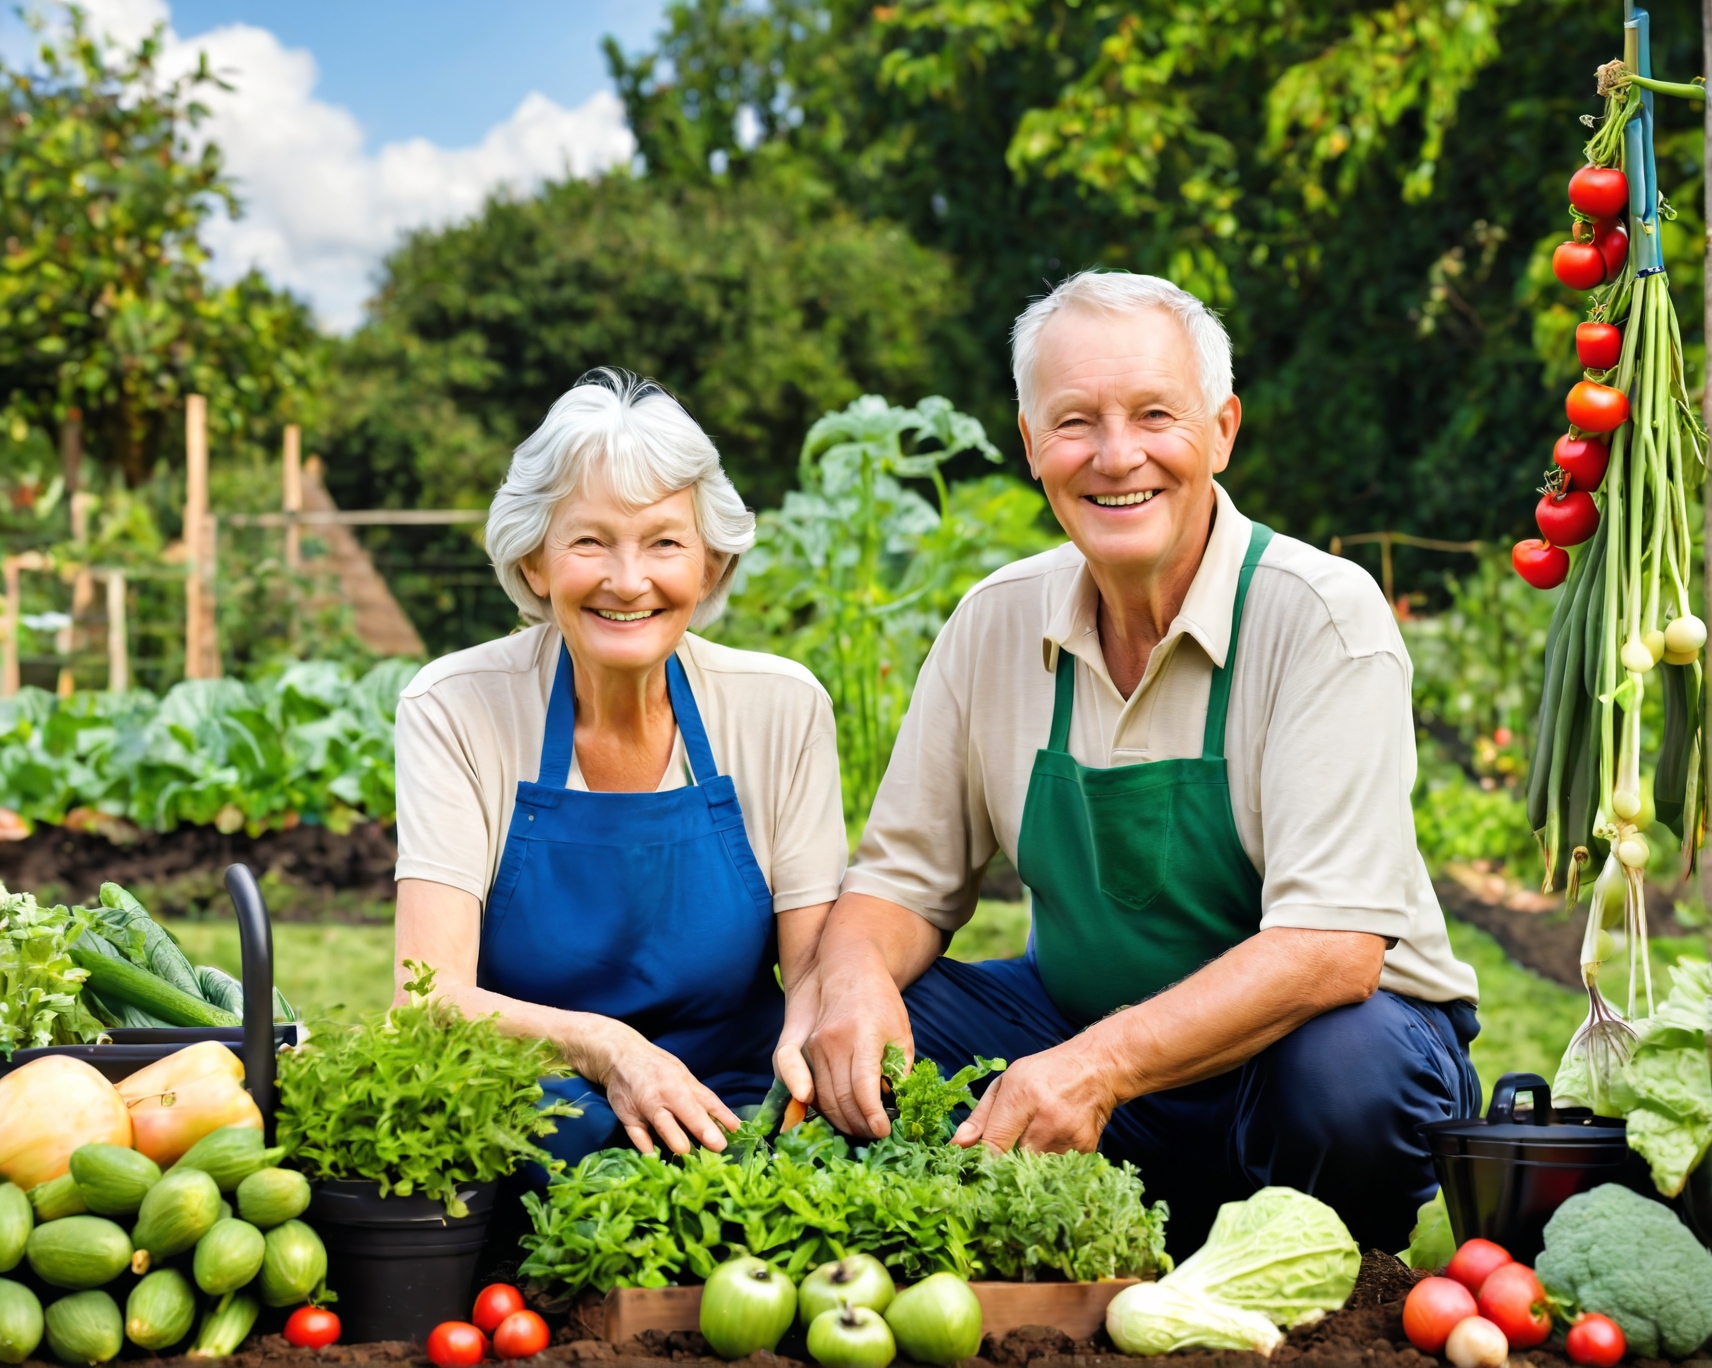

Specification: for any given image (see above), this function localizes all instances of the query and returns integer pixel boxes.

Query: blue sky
[165,1,669,149]
[1,0,670,328]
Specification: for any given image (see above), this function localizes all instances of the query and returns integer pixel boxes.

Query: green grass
[165,920,395,1022]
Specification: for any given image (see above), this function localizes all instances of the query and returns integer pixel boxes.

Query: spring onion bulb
[1642,630,1665,666]
[1611,788,1641,820]
[1617,834,1650,868]
[1664,614,1706,655]
[1620,638,1655,674]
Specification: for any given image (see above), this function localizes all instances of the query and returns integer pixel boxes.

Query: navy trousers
[902,954,1481,1256]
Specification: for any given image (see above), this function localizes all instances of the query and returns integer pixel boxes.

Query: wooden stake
[2,556,20,697]
[183,395,217,678]
[283,424,302,572]
[105,570,127,693]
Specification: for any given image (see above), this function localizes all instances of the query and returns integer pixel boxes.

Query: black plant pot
[308,1179,497,1343]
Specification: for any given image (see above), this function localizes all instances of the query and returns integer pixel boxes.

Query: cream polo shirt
[846,483,1479,1005]
[394,624,848,914]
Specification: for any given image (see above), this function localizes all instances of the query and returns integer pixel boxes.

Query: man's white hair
[486,369,755,630]
[1011,270,1233,421]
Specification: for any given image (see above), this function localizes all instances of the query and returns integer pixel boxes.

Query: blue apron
[477,643,783,1167]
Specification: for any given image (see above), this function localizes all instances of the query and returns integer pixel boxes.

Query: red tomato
[492,1310,551,1361]
[283,1306,342,1349]
[1446,1238,1514,1295]
[1566,1313,1627,1367]
[1566,380,1630,433]
[1477,1262,1552,1349]
[1593,219,1628,277]
[472,1285,527,1335]
[1554,434,1610,491]
[1537,490,1599,546]
[1575,322,1623,371]
[1553,240,1608,290]
[1513,540,1570,590]
[427,1321,489,1368]
[1402,1277,1480,1354]
[1570,165,1630,218]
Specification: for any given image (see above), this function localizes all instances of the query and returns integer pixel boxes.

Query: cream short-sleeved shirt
[845,483,1479,1005]
[395,624,848,913]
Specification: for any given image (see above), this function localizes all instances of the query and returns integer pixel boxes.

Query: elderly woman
[393,369,846,1164]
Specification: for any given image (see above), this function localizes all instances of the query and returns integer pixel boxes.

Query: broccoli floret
[1535,1183,1712,1359]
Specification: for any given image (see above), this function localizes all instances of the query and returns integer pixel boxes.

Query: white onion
[1445,1315,1509,1368]
[1665,613,1707,654]
[1621,638,1655,674]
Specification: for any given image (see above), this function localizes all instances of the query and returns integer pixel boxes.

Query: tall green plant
[718,395,1060,827]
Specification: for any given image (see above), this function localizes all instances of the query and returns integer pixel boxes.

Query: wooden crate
[603,1280,1141,1346]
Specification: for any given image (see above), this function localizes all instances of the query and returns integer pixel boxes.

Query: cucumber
[170,1128,285,1194]
[44,1290,122,1365]
[0,1186,29,1275]
[0,1279,43,1365]
[193,1219,266,1297]
[69,1146,160,1219]
[188,1292,258,1359]
[28,1177,87,1223]
[235,1169,310,1230]
[25,1216,132,1290]
[218,1200,233,1223]
[131,1168,221,1270]
[257,1220,326,1308]
[67,943,239,1030]
[125,1269,196,1352]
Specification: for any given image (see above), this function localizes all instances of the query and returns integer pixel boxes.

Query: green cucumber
[0,1186,29,1275]
[131,1169,222,1269]
[193,1219,266,1297]
[0,1279,43,1365]
[25,1217,132,1290]
[257,1221,325,1308]
[188,1292,258,1358]
[170,1128,284,1194]
[125,1270,196,1351]
[235,1169,310,1230]
[69,1146,160,1219]
[44,1290,122,1365]
[67,944,238,1030]
[27,1177,86,1223]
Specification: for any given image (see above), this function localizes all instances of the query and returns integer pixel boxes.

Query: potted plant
[275,963,575,1342]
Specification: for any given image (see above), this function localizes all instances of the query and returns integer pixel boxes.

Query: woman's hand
[581,1019,742,1156]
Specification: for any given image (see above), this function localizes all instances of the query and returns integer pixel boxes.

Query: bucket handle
[1487,1072,1553,1125]
[223,863,275,1136]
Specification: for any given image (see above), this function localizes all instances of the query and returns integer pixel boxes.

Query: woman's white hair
[1011,270,1233,421]
[486,369,756,630]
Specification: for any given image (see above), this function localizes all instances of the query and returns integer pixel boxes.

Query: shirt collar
[1042,482,1253,674]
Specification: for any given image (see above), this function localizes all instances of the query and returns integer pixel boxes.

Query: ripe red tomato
[472,1285,527,1335]
[1477,1262,1552,1349]
[1513,540,1570,590]
[427,1321,489,1368]
[1554,434,1610,491]
[1402,1277,1480,1354]
[1566,380,1630,433]
[1537,490,1599,546]
[492,1310,551,1361]
[1575,322,1623,371]
[283,1306,342,1349]
[1570,165,1630,218]
[1566,1313,1627,1367]
[1553,240,1608,290]
[1593,218,1628,277]
[1446,1238,1514,1295]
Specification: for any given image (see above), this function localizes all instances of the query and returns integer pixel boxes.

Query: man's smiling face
[1020,303,1241,582]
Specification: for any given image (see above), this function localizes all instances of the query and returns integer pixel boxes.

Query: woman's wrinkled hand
[581,1021,741,1155]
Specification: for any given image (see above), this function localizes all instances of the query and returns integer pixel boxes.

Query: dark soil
[0,821,398,920]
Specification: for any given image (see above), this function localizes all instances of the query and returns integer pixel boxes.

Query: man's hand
[799,892,947,1138]
[952,1035,1121,1154]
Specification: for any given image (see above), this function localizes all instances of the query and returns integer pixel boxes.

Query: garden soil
[29,1252,1707,1368]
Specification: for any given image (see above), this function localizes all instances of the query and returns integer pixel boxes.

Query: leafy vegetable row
[0,658,418,837]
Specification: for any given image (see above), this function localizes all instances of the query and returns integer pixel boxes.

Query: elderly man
[778,270,1481,1254]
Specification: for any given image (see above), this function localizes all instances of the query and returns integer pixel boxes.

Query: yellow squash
[117,1044,261,1167]
[0,1058,131,1191]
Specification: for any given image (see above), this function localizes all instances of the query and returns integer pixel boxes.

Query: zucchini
[67,944,238,1030]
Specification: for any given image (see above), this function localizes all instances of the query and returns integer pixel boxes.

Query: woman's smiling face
[521,479,718,676]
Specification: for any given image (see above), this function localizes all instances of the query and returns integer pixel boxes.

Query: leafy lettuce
[0,886,107,1059]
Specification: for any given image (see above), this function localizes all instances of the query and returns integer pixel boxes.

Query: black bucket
[1423,1072,1654,1263]
[308,1179,497,1343]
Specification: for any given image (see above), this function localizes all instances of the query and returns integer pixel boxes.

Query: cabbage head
[1168,1187,1361,1328]
[1106,1282,1282,1357]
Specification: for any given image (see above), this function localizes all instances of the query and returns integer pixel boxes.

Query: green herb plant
[0,886,106,1060]
[275,962,577,1216]
[880,1041,1003,1144]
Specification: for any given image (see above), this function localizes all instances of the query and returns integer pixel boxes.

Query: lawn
[168,899,1707,1113]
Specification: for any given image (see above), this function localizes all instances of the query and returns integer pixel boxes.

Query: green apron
[1016,522,1273,1027]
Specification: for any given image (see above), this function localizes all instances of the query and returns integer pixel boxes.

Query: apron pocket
[1084,779,1176,913]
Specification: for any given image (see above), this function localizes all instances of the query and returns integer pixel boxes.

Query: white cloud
[72,0,634,331]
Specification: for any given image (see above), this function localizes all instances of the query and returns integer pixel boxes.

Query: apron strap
[666,652,719,786]
[1046,645,1077,753]
[1202,522,1275,760]
[536,643,722,787]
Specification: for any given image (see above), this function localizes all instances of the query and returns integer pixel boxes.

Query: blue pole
[1628,8,1663,273]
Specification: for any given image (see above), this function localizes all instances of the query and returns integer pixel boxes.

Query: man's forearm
[1082,927,1387,1100]
[816,891,946,992]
